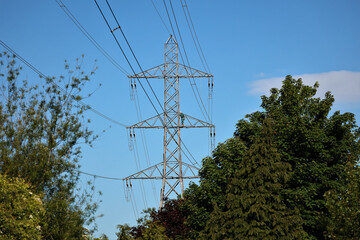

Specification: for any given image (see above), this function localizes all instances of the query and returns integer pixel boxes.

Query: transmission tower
[124,36,214,208]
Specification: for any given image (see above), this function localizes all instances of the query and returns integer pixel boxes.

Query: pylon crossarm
[127,113,214,129]
[178,63,213,78]
[123,163,163,180]
[128,64,165,79]
[180,162,200,175]
[183,114,215,128]
[128,64,213,79]
[127,113,164,129]
[123,162,199,180]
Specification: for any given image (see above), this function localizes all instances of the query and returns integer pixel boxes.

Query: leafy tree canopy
[183,75,359,239]
[0,52,101,239]
[0,174,44,240]
[203,119,306,239]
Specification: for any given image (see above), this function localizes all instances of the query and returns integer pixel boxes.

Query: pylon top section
[128,35,212,79]
[166,35,178,45]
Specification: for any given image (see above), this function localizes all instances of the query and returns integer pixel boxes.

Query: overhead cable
[94,0,199,165]
[181,0,212,74]
[78,170,123,180]
[104,0,201,165]
[163,0,210,123]
[180,0,211,74]
[55,0,129,76]
[150,0,171,35]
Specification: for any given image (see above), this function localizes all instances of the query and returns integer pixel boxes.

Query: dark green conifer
[204,118,306,239]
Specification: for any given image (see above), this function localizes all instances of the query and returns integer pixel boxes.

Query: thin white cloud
[250,71,360,103]
[255,72,266,77]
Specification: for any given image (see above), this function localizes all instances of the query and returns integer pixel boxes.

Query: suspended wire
[132,136,149,209]
[180,0,210,74]
[129,187,139,219]
[104,0,165,113]
[55,0,129,76]
[0,39,128,128]
[103,0,163,196]
[132,85,159,202]
[57,0,197,171]
[105,1,199,164]
[58,0,203,167]
[167,0,215,151]
[123,181,137,220]
[77,170,123,180]
[182,0,214,130]
[94,0,199,166]
[168,0,210,122]
[94,0,170,210]
[150,0,171,35]
[163,0,210,123]
[130,187,139,218]
[181,0,212,74]
[79,169,140,219]
[93,0,164,123]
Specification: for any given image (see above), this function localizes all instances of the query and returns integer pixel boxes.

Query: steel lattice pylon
[124,36,214,208]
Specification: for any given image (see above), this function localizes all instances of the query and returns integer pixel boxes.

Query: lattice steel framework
[124,36,214,208]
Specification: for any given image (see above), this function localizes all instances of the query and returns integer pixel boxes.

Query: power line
[55,0,129,76]
[58,0,204,168]
[132,81,159,202]
[180,0,214,126]
[180,0,211,74]
[163,0,210,123]
[150,0,171,35]
[78,170,123,180]
[104,0,165,113]
[165,0,215,156]
[168,0,210,122]
[94,0,199,165]
[181,0,212,74]
[0,39,128,128]
[104,0,200,165]
[93,0,164,121]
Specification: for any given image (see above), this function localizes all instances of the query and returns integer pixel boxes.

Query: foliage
[116,76,359,239]
[150,199,189,239]
[182,75,359,239]
[0,174,44,240]
[90,234,109,240]
[183,138,247,238]
[203,119,306,239]
[0,52,101,239]
[116,224,132,240]
[116,199,187,240]
[325,160,360,239]
[234,76,360,239]
[117,209,169,240]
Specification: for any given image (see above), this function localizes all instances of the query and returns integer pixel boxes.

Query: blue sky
[1,0,360,238]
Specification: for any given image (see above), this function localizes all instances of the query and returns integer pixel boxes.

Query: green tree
[0,174,44,240]
[116,224,132,240]
[234,76,360,239]
[0,52,101,239]
[183,75,359,239]
[117,209,170,240]
[183,138,247,238]
[325,160,360,239]
[203,119,306,239]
